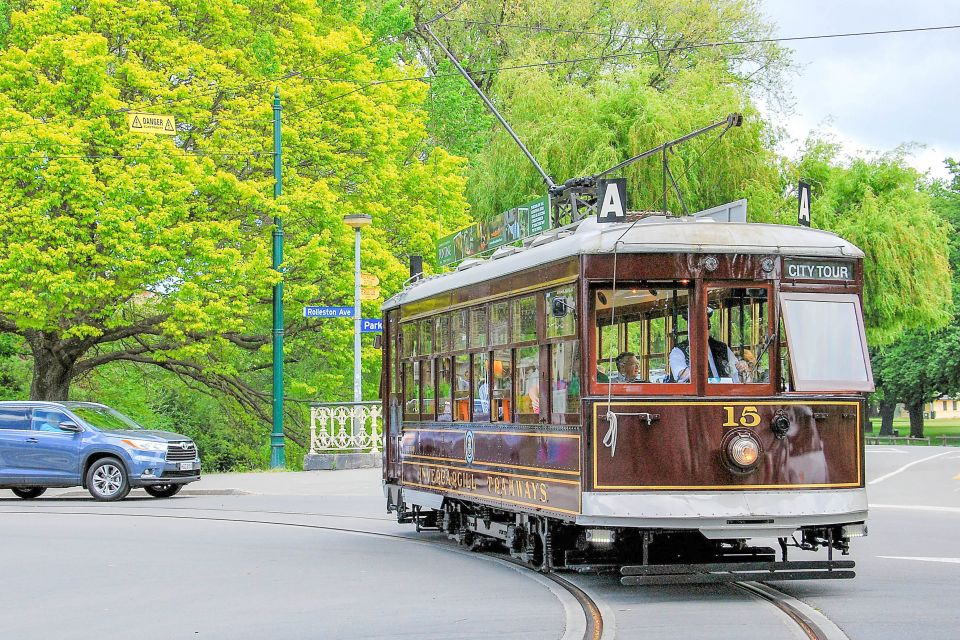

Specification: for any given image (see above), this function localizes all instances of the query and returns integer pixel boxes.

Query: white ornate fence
[309,401,382,454]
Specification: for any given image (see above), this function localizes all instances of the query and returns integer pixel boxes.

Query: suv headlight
[121,438,167,452]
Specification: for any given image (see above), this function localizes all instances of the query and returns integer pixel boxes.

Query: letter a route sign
[596,178,628,223]
[798,180,811,227]
[129,113,177,136]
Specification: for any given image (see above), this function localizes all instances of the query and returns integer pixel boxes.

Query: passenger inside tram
[594,284,771,385]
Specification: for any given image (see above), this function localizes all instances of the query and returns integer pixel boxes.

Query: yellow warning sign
[128,113,177,135]
[360,272,379,287]
[361,286,380,301]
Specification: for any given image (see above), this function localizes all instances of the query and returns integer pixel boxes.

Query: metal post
[271,88,285,469]
[353,226,362,403]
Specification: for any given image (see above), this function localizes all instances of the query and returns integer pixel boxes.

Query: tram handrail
[309,401,382,455]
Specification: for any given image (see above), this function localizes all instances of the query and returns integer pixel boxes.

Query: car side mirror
[59,422,81,432]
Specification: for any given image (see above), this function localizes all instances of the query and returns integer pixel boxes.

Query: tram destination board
[783,258,854,281]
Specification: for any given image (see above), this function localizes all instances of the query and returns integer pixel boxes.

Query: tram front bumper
[576,488,868,539]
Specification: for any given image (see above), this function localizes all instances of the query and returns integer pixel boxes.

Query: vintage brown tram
[381,212,872,584]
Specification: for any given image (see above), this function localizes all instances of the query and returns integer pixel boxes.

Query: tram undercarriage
[390,493,860,585]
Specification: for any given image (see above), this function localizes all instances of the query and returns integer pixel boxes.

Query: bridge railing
[309,401,382,455]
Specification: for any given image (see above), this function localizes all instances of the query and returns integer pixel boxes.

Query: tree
[365,0,790,219]
[786,141,952,347]
[0,0,470,417]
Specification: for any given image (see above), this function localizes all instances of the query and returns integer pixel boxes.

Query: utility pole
[344,214,373,403]
[271,88,285,469]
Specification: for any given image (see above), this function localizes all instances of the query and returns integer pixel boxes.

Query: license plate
[179,462,194,471]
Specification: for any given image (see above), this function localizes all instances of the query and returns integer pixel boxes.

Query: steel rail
[733,581,831,640]
[2,506,604,640]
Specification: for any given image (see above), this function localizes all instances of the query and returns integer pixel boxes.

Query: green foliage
[0,333,29,398]
[0,0,469,395]
[786,141,952,346]
[365,0,790,220]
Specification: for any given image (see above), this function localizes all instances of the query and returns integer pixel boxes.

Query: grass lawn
[868,418,960,440]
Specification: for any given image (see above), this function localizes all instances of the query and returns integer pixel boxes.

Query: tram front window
[702,287,771,385]
[595,285,691,384]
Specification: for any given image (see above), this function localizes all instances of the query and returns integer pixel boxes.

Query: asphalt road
[1,446,958,639]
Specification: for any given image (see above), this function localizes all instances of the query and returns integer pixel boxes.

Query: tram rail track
[3,502,851,640]
[0,504,604,640]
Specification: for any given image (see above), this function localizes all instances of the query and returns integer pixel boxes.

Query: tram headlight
[721,429,763,474]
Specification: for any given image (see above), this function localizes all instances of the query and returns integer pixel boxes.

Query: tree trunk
[878,401,896,436]
[907,401,925,439]
[27,334,77,401]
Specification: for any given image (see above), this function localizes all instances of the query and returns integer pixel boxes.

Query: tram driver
[669,308,749,383]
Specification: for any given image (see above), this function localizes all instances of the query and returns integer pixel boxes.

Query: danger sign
[128,113,177,136]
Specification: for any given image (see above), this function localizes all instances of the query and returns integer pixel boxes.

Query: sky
[757,0,960,180]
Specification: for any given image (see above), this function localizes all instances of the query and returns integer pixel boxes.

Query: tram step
[620,560,855,585]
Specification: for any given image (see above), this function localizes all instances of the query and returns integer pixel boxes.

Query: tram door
[385,311,402,482]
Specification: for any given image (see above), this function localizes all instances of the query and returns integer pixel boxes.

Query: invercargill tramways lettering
[412,464,551,505]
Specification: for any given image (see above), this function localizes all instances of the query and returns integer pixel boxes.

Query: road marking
[878,556,960,564]
[867,451,953,485]
[866,449,909,454]
[871,504,960,514]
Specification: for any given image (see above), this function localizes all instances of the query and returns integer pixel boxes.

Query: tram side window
[403,362,419,421]
[421,359,435,419]
[452,310,468,351]
[595,285,690,384]
[512,296,537,342]
[490,302,510,346]
[453,355,470,421]
[551,341,581,422]
[419,319,433,355]
[515,346,541,423]
[470,306,487,348]
[492,349,512,422]
[702,288,770,385]
[401,323,417,358]
[546,286,576,338]
[473,353,490,421]
[437,357,452,420]
[435,314,450,353]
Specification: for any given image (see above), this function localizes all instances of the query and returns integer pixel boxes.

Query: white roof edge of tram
[382,215,865,311]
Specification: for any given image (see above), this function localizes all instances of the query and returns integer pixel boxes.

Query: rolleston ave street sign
[303,306,354,318]
[128,113,177,135]
[360,318,383,333]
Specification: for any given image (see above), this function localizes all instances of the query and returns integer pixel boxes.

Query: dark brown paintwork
[400,424,582,516]
[383,250,868,522]
[587,399,863,490]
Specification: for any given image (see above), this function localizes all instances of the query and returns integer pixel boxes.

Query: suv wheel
[144,484,182,498]
[86,458,130,501]
[12,487,46,499]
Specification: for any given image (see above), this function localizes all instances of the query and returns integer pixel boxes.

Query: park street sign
[128,113,177,135]
[303,306,353,318]
[360,318,383,333]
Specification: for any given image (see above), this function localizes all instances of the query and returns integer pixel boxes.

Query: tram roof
[383,216,864,310]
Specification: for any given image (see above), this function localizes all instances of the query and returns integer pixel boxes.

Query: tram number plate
[179,462,195,471]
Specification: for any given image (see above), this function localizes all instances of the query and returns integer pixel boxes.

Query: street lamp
[344,214,372,403]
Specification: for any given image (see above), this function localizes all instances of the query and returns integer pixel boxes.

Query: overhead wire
[3,20,958,143]
[439,18,960,46]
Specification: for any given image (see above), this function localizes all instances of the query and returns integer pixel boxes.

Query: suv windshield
[69,406,145,431]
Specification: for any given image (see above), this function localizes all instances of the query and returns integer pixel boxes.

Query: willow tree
[366,0,790,215]
[0,0,469,409]
[786,141,952,346]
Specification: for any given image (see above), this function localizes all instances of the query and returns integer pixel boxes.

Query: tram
[381,211,872,584]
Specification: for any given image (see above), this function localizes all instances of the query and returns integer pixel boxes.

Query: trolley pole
[344,214,373,403]
[271,88,285,469]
